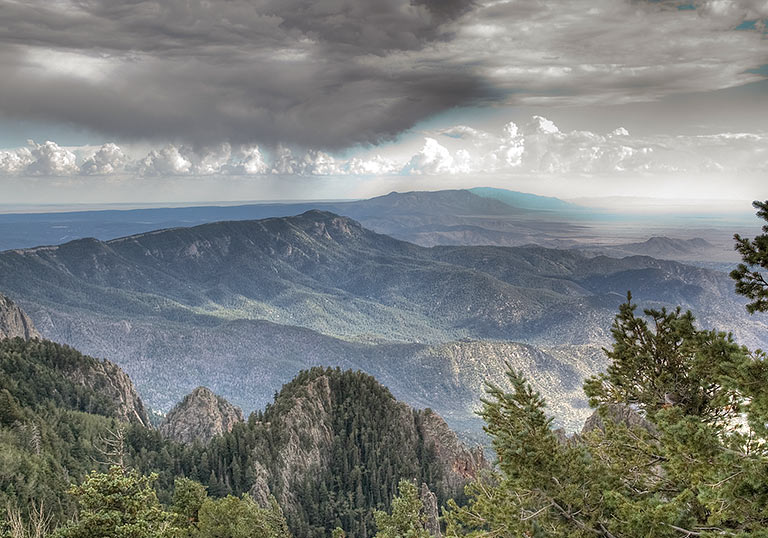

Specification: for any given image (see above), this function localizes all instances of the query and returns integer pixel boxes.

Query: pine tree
[445,295,768,537]
[194,494,291,538]
[732,199,768,313]
[171,477,207,533]
[55,466,178,538]
[373,480,432,538]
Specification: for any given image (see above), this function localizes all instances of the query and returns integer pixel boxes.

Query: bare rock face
[0,294,40,340]
[160,387,244,444]
[271,374,336,510]
[420,483,442,538]
[249,461,273,508]
[67,358,151,428]
[418,409,488,491]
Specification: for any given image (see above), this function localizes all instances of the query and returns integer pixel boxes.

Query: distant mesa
[582,236,719,260]
[469,186,578,211]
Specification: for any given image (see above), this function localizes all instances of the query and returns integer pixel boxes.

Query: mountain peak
[160,386,244,444]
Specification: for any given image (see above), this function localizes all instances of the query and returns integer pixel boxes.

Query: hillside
[0,211,763,435]
[0,337,151,518]
[0,189,584,251]
[0,336,486,537]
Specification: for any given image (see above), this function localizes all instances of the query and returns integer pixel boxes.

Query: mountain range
[6,188,743,255]
[0,189,565,251]
[0,308,486,537]
[0,210,763,436]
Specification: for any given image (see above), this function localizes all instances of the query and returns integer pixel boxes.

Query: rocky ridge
[159,386,244,443]
[163,369,488,524]
[0,295,149,427]
[257,373,488,510]
[0,293,40,340]
[66,356,151,427]
[418,408,487,491]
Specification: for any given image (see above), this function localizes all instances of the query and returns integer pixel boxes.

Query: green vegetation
[373,480,431,538]
[444,295,768,536]
[732,199,768,313]
[193,494,290,538]
[0,338,452,537]
[57,467,176,538]
[0,338,127,523]
[5,201,768,537]
[11,290,768,537]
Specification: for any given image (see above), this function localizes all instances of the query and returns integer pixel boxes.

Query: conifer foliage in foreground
[5,199,768,537]
[444,294,768,537]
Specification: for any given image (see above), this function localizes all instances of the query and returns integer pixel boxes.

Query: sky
[0,0,767,207]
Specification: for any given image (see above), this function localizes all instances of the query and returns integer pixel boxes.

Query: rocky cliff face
[66,357,152,428]
[418,409,488,491]
[243,371,489,517]
[0,293,40,340]
[160,386,244,444]
[276,376,335,500]
[0,295,148,425]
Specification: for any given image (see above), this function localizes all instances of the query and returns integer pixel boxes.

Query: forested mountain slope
[0,211,762,434]
[0,336,484,537]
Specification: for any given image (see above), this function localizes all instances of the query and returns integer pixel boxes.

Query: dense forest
[0,339,458,537]
[3,200,768,537]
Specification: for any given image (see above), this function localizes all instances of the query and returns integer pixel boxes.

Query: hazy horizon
[1,0,766,206]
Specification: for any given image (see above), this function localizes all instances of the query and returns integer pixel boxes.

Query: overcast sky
[0,0,767,207]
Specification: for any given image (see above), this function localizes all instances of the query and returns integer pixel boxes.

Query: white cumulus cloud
[192,143,232,175]
[227,145,268,175]
[403,137,466,175]
[0,147,34,175]
[135,145,193,176]
[24,141,79,176]
[80,143,128,175]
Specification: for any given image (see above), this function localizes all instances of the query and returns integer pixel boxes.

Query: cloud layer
[2,117,766,179]
[0,0,765,148]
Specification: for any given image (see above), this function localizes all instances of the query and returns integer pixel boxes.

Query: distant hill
[469,187,578,211]
[0,189,582,251]
[0,211,762,436]
[0,190,750,260]
[577,236,719,261]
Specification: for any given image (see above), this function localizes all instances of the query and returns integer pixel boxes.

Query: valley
[1,192,765,437]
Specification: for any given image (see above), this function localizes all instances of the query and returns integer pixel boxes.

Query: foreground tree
[194,494,291,538]
[171,478,208,536]
[445,295,768,537]
[732,199,768,313]
[56,466,177,538]
[374,480,432,538]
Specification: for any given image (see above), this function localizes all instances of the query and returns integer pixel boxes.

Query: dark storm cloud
[0,0,485,148]
[0,0,765,149]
